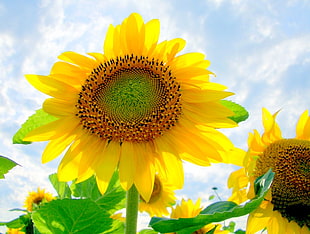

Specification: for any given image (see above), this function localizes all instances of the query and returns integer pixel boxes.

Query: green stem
[125,184,139,234]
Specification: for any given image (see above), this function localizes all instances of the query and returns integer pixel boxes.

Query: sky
[0,0,309,232]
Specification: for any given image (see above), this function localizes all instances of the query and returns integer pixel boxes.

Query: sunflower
[228,108,310,233]
[24,13,237,201]
[6,228,25,234]
[24,188,55,212]
[169,198,229,234]
[139,173,177,217]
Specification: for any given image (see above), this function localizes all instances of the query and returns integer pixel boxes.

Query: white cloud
[0,1,309,232]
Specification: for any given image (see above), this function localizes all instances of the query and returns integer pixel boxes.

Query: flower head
[169,199,229,234]
[24,13,237,201]
[24,188,55,212]
[6,228,25,234]
[139,173,177,217]
[228,108,310,233]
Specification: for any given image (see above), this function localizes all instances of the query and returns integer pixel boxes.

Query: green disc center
[98,69,160,122]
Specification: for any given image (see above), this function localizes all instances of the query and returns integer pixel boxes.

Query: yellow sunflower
[24,13,237,202]
[228,108,310,233]
[139,173,177,217]
[169,198,229,234]
[24,188,55,212]
[6,228,25,234]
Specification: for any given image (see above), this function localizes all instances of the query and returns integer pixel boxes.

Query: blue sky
[0,0,309,232]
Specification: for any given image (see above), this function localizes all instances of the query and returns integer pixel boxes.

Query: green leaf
[70,172,126,214]
[0,217,24,228]
[223,221,236,232]
[0,156,18,179]
[70,175,102,200]
[149,169,274,234]
[32,198,113,234]
[49,173,71,199]
[139,229,159,234]
[234,230,246,234]
[13,109,57,144]
[221,100,249,123]
[95,172,126,214]
[103,219,125,234]
[0,214,31,229]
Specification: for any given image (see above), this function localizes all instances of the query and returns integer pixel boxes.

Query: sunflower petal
[25,74,79,100]
[132,143,155,202]
[247,201,273,234]
[144,19,160,56]
[119,141,136,190]
[58,51,98,69]
[182,89,234,103]
[296,110,310,140]
[125,13,145,55]
[95,141,121,194]
[43,98,76,117]
[42,132,76,163]
[24,116,78,142]
[57,142,82,182]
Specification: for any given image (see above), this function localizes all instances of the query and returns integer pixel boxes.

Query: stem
[125,184,139,234]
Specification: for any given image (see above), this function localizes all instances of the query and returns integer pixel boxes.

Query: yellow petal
[182,89,234,103]
[77,137,106,178]
[286,220,303,234]
[170,52,207,70]
[76,168,94,183]
[143,19,160,56]
[125,13,145,55]
[296,110,310,140]
[165,38,186,62]
[57,142,82,181]
[58,51,97,69]
[300,224,310,234]
[246,201,273,234]
[183,102,237,128]
[228,168,246,188]
[267,211,286,234]
[57,132,95,181]
[104,24,116,58]
[87,52,106,62]
[134,143,155,202]
[222,147,246,167]
[42,131,76,163]
[43,98,76,118]
[119,141,136,190]
[155,136,184,189]
[24,116,78,142]
[25,74,79,100]
[167,125,221,165]
[95,141,121,194]
[175,67,213,82]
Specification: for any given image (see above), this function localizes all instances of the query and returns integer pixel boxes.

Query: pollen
[254,139,310,228]
[76,54,182,143]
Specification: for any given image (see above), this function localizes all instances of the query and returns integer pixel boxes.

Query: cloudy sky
[0,0,309,232]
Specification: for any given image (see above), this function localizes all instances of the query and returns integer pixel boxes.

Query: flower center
[255,139,310,228]
[76,55,182,143]
[96,69,161,122]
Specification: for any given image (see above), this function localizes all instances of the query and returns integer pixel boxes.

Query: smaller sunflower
[24,188,55,212]
[169,198,229,234]
[6,228,25,234]
[228,108,310,233]
[139,173,177,217]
